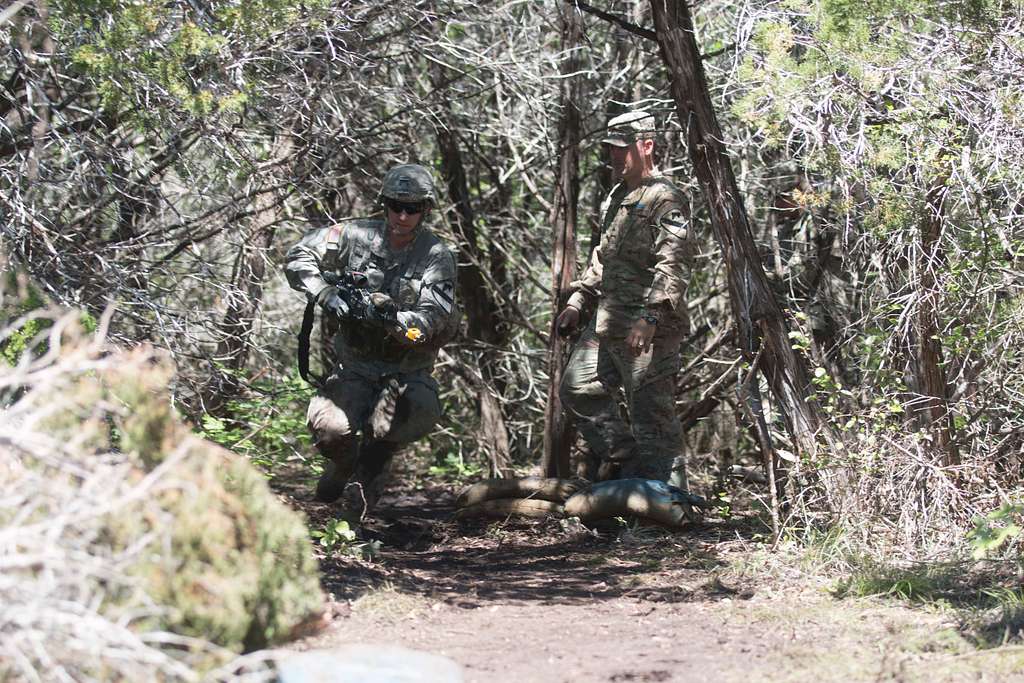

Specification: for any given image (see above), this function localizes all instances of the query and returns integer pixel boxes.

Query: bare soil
[271,469,1024,683]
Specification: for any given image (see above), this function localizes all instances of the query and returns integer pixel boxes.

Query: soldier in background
[557,110,697,487]
[285,164,459,523]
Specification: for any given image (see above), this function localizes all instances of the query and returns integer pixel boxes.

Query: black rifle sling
[297,298,322,387]
[298,223,345,387]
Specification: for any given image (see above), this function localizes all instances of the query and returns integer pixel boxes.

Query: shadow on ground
[269,462,761,609]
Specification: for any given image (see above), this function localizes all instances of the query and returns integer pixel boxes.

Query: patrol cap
[602,110,656,147]
[380,164,437,205]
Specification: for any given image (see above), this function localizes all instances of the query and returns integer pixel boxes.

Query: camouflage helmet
[602,110,657,147]
[379,164,437,206]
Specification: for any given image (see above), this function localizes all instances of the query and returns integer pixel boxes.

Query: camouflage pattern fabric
[379,164,437,205]
[285,216,458,508]
[562,174,695,484]
[601,110,656,147]
[566,174,696,339]
[304,359,444,505]
[285,218,459,372]
[561,320,684,485]
[306,368,442,457]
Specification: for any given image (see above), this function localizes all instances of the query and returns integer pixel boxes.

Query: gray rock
[276,644,463,683]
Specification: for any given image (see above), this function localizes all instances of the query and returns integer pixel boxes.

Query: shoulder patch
[426,280,456,314]
[660,209,690,240]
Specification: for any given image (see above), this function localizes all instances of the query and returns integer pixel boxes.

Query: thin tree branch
[569,0,657,42]
[566,0,737,59]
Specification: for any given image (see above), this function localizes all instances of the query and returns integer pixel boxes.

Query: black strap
[297,299,321,387]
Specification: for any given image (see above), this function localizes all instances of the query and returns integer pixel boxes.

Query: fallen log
[456,476,589,507]
[454,498,565,520]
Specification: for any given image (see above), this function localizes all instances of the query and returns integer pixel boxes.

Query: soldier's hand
[366,292,399,326]
[626,318,657,357]
[556,306,581,337]
[317,288,349,320]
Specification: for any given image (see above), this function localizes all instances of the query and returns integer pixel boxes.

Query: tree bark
[15,0,57,185]
[207,137,292,413]
[649,0,835,459]
[915,172,959,466]
[436,105,513,476]
[542,2,582,478]
[587,0,641,259]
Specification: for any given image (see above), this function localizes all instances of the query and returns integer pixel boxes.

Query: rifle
[321,270,394,326]
[297,270,422,386]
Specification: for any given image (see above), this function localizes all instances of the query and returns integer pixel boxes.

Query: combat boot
[314,459,349,503]
[598,441,635,481]
[314,443,359,503]
[337,441,398,523]
[312,434,358,503]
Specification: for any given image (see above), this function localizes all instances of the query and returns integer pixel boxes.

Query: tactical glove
[316,287,350,320]
[366,292,399,326]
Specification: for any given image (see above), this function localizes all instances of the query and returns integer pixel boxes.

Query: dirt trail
[272,473,1024,683]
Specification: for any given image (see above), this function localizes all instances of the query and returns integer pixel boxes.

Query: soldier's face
[386,202,426,237]
[609,139,649,183]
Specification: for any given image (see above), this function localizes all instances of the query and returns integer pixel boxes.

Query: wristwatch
[641,312,659,325]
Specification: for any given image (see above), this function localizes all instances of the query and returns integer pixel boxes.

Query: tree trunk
[15,0,56,185]
[435,104,513,476]
[649,0,835,459]
[915,172,959,466]
[216,222,276,369]
[209,203,278,409]
[542,2,582,478]
[587,0,640,257]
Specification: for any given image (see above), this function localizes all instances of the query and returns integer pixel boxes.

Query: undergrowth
[784,520,1024,648]
[196,370,314,473]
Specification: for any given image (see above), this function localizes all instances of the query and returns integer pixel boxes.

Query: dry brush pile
[0,271,324,681]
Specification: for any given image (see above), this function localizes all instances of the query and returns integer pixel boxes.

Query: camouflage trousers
[307,363,441,511]
[560,321,686,486]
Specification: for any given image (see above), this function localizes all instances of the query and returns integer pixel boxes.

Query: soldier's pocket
[636,341,683,387]
[370,376,441,443]
[396,275,423,308]
[621,215,659,266]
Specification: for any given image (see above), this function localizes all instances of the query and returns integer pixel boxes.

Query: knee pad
[370,378,440,443]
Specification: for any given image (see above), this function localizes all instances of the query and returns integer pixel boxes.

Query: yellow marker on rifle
[405,327,424,343]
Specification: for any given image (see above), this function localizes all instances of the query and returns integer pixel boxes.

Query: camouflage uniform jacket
[285,218,459,373]
[566,174,695,339]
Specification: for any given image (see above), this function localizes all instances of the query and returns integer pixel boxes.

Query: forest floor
[270,465,1024,683]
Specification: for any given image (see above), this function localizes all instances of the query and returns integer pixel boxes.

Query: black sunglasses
[385,199,425,215]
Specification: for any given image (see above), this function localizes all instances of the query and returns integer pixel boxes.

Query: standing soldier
[557,110,697,487]
[285,163,459,523]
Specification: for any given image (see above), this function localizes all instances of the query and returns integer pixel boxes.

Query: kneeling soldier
[285,164,459,522]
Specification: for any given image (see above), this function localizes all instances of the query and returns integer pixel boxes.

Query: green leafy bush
[969,504,1024,560]
[197,370,313,472]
